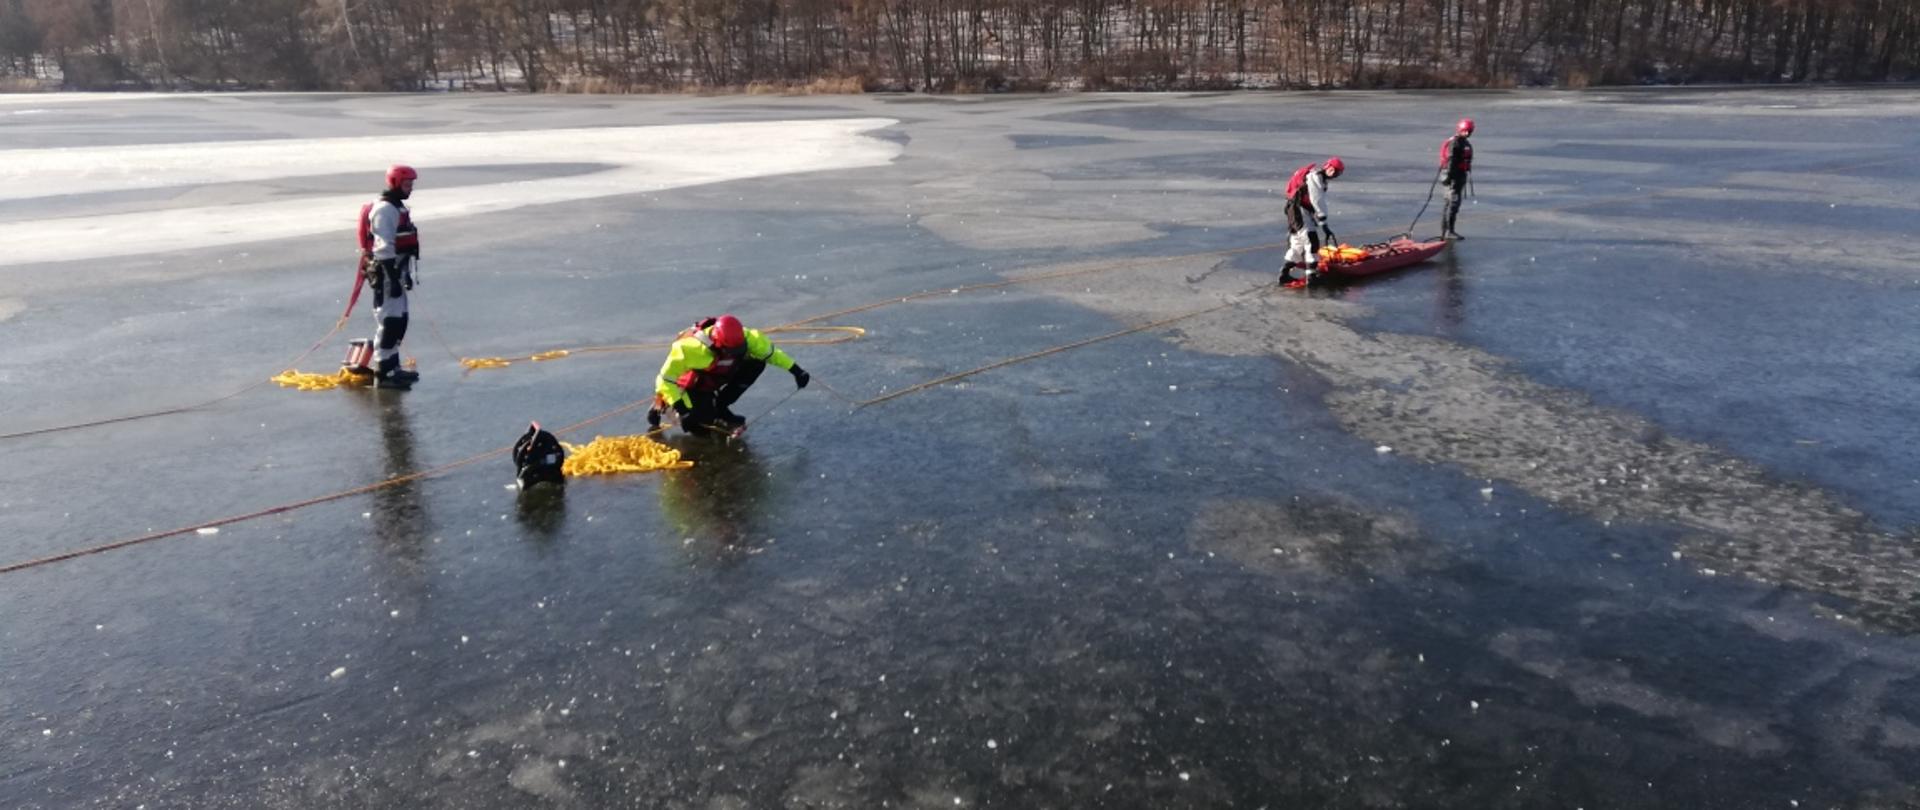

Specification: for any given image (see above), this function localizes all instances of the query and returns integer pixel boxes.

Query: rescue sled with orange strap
[1315,236,1450,280]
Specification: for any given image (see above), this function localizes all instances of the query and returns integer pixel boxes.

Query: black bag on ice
[512,422,566,489]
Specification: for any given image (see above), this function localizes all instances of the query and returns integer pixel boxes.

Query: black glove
[790,365,810,389]
[1322,228,1337,246]
[647,408,662,428]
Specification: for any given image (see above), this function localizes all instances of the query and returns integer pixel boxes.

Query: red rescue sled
[1315,236,1450,280]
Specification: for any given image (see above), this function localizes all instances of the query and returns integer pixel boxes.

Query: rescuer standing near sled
[1439,119,1474,240]
[356,165,422,389]
[647,315,810,436]
[1280,157,1344,287]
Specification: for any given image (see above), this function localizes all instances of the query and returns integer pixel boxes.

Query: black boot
[375,355,411,389]
[679,408,733,436]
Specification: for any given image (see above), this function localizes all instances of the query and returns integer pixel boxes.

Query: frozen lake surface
[2,89,1919,808]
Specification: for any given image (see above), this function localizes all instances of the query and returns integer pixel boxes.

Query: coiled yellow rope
[270,368,373,391]
[561,434,693,476]
[272,356,422,390]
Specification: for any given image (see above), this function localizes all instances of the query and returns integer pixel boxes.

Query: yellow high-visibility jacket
[654,325,794,409]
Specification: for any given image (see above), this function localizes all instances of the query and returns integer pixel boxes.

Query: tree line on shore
[0,0,1914,92]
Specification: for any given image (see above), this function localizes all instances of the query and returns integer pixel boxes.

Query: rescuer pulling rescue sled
[1278,157,1345,287]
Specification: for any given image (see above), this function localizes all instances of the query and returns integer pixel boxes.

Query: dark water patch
[1045,148,1323,181]
[1349,241,1920,530]
[1506,141,1804,166]
[0,128,286,149]
[1572,197,1890,230]
[1007,133,1126,149]
[1039,105,1354,133]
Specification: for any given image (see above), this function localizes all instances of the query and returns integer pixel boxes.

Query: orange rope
[456,326,869,370]
[0,315,352,441]
[0,398,655,575]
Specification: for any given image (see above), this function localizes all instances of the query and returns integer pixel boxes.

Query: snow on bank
[0,118,900,265]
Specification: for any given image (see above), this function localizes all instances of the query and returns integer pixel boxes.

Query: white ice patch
[0,118,900,266]
[0,92,194,107]
[0,298,21,323]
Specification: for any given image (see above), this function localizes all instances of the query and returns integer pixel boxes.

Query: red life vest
[358,200,420,256]
[674,321,741,392]
[1285,163,1316,203]
[1439,136,1473,172]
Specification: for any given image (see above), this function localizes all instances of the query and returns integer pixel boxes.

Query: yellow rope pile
[271,368,373,390]
[561,434,693,476]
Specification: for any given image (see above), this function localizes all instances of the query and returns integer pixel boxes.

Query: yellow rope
[271,368,373,391]
[273,357,416,390]
[457,326,867,371]
[561,434,694,476]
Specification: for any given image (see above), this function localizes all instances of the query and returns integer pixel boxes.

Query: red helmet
[1457,118,1475,135]
[385,164,418,189]
[1322,157,1345,178]
[710,314,746,351]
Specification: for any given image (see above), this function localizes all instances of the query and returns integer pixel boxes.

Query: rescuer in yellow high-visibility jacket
[647,314,809,435]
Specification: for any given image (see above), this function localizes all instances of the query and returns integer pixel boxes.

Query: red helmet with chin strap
[385,164,418,190]
[710,314,746,351]
[1322,157,1345,178]
[1457,118,1475,136]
